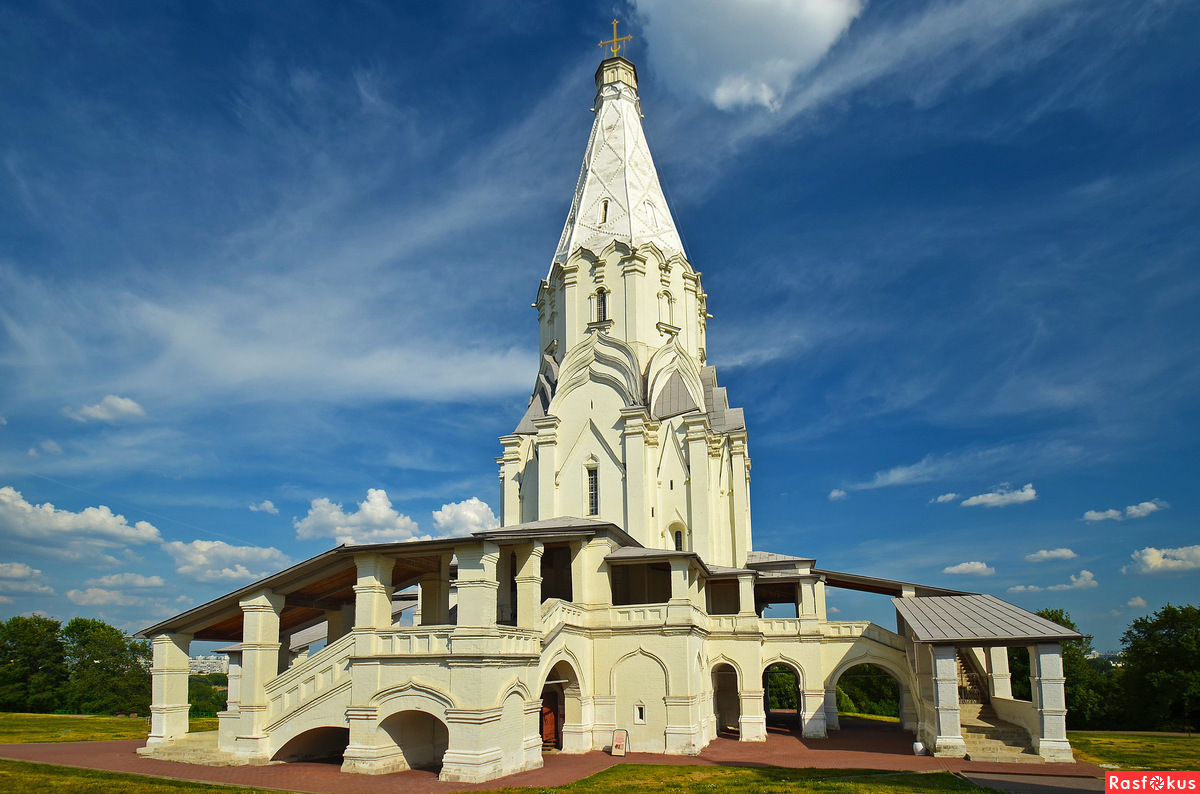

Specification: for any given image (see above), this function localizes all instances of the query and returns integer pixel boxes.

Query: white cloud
[63,394,146,423]
[1048,570,1098,591]
[634,0,865,110]
[828,488,848,501]
[0,561,39,579]
[293,488,424,545]
[0,596,11,604]
[1026,548,1077,562]
[27,440,62,458]
[1127,596,1146,608]
[0,486,162,561]
[430,497,499,536]
[1123,544,1200,575]
[66,587,142,606]
[943,560,994,576]
[249,500,279,515]
[931,492,958,504]
[161,539,293,583]
[1007,584,1042,593]
[961,483,1036,508]
[84,572,164,588]
[0,415,6,425]
[1084,498,1168,522]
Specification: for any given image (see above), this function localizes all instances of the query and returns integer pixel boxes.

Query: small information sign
[611,729,628,756]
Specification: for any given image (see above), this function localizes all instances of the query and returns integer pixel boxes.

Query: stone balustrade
[265,631,355,721]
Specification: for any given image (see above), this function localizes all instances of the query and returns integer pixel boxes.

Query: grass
[0,760,987,794]
[1067,731,1200,771]
[0,760,268,793]
[839,712,901,724]
[551,765,986,792]
[0,713,218,744]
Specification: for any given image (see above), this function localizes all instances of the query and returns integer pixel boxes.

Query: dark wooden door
[541,691,559,745]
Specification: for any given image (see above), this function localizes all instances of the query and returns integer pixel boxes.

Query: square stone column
[498,435,523,526]
[353,553,394,658]
[823,688,840,730]
[515,541,543,630]
[736,573,756,617]
[930,645,966,757]
[419,553,452,626]
[667,556,691,621]
[1031,643,1073,761]
[575,537,611,607]
[145,632,191,748]
[986,646,1013,700]
[455,541,500,629]
[234,588,285,759]
[217,647,242,752]
[738,687,767,742]
[620,408,650,536]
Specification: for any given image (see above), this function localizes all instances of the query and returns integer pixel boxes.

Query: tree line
[0,615,151,715]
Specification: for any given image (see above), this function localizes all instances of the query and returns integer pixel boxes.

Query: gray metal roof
[817,568,966,597]
[892,594,1083,644]
[746,550,816,566]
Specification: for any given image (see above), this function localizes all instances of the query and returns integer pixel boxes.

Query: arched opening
[379,710,449,772]
[270,726,349,763]
[540,660,584,752]
[600,198,609,224]
[763,662,801,733]
[711,663,740,738]
[673,530,683,551]
[833,663,904,735]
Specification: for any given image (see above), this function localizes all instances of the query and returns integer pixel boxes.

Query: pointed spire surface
[552,56,685,269]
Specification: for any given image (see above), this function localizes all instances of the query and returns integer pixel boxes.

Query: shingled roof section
[892,594,1082,644]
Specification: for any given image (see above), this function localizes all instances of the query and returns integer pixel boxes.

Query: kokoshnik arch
[138,42,1081,783]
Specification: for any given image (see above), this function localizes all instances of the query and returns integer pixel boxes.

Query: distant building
[188,655,229,675]
[139,46,1081,784]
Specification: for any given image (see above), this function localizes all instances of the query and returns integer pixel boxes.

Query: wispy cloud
[249,500,279,515]
[1047,569,1097,590]
[1084,499,1168,522]
[943,560,994,576]
[931,493,958,504]
[1026,548,1076,562]
[161,539,292,583]
[962,483,1036,508]
[1127,596,1146,608]
[63,395,146,423]
[829,488,848,501]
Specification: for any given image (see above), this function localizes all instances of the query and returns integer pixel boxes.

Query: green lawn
[0,760,986,794]
[1067,731,1200,771]
[0,713,217,744]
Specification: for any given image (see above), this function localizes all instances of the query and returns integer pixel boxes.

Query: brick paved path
[0,720,1104,794]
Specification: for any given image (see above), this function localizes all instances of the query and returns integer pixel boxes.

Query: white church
[139,50,1080,783]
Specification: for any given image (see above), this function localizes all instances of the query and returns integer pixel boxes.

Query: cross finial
[598,18,633,59]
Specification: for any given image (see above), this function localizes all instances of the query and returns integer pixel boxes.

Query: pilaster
[533,415,560,519]
[683,416,711,561]
[986,646,1013,700]
[498,435,523,526]
[620,407,650,544]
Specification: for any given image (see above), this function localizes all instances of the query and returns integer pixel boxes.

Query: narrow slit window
[596,290,607,322]
[674,530,683,551]
[600,199,609,224]
[635,704,646,724]
[587,468,599,516]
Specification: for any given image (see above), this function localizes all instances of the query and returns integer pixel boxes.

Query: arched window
[645,201,658,228]
[600,199,609,224]
[673,530,683,551]
[596,289,608,323]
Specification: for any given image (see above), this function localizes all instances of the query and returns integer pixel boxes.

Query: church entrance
[763,662,801,733]
[711,663,740,737]
[540,689,560,748]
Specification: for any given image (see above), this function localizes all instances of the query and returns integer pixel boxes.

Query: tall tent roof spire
[551,41,685,270]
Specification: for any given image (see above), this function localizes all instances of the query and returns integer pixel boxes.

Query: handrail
[265,631,355,697]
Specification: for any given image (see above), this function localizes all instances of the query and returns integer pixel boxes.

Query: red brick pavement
[0,720,1104,794]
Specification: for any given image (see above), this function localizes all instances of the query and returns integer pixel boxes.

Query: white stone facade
[139,55,1077,782]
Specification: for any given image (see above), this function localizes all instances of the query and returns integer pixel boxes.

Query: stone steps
[958,705,1039,761]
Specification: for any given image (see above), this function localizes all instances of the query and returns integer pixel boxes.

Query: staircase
[139,731,233,765]
[959,703,1039,762]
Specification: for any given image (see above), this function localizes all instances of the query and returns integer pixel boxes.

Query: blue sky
[1,0,1197,651]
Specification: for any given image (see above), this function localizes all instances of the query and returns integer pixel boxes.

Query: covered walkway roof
[892,594,1082,645]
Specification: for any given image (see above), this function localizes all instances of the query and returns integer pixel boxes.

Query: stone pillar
[667,556,691,622]
[419,553,452,626]
[455,542,500,629]
[533,416,560,519]
[729,434,751,566]
[145,632,191,748]
[684,417,712,560]
[930,645,966,757]
[498,435,523,526]
[621,252,647,344]
[561,261,580,349]
[217,647,242,752]
[1031,643,1073,761]
[801,687,828,738]
[620,408,649,540]
[576,537,611,607]
[736,573,756,617]
[986,646,1013,700]
[441,710,505,783]
[824,688,840,730]
[738,686,767,742]
[515,541,544,630]
[235,589,285,759]
[353,553,394,659]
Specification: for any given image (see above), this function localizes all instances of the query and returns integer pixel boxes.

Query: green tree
[1007,608,1120,729]
[1120,603,1200,731]
[61,618,151,715]
[836,664,899,717]
[0,615,68,713]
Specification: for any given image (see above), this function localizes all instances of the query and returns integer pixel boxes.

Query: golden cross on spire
[599,18,632,59]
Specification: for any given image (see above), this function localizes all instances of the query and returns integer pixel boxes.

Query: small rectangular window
[635,704,646,724]
[587,468,599,516]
